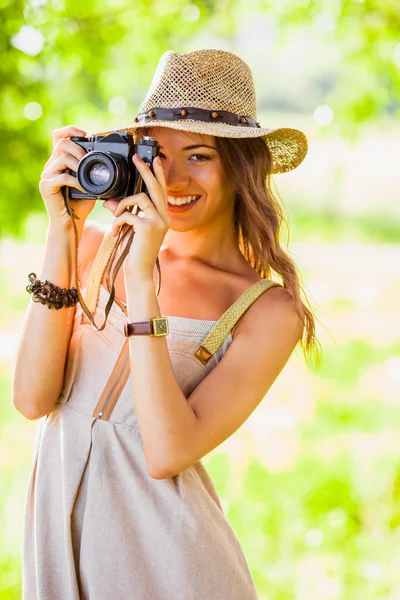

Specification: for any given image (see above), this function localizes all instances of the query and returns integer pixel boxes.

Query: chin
[168,219,199,233]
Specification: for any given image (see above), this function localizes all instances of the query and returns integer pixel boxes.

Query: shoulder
[78,220,109,282]
[206,281,304,407]
[234,282,303,347]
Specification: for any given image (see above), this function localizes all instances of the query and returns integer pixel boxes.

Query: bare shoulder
[235,282,304,344]
[78,220,109,284]
[179,282,304,476]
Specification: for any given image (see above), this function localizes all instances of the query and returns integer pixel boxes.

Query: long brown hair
[215,135,322,368]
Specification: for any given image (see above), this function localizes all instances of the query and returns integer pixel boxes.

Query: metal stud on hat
[98,49,308,174]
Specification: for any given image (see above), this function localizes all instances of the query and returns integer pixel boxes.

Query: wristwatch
[124,317,169,337]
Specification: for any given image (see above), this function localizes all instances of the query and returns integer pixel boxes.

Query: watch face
[154,317,168,336]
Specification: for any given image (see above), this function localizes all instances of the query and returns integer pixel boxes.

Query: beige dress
[22,229,281,600]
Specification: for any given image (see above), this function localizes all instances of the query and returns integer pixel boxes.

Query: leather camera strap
[81,228,132,421]
[62,173,161,331]
[92,338,131,420]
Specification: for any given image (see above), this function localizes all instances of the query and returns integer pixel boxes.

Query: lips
[167,195,201,206]
[167,196,201,213]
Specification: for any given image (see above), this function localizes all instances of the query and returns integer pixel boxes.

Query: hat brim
[96,120,308,174]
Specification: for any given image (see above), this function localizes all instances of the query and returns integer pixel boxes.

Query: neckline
[97,283,218,324]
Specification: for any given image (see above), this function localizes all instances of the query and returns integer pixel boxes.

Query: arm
[127,282,303,479]
[12,224,79,419]
[12,221,96,420]
[107,152,303,478]
[12,125,100,420]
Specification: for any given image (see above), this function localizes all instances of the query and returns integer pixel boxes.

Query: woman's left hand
[103,153,170,281]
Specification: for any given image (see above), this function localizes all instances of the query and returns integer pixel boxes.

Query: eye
[189,154,210,162]
[156,152,210,162]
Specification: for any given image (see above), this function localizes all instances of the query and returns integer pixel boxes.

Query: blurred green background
[1,0,400,598]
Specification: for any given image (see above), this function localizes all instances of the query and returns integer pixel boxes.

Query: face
[146,127,236,232]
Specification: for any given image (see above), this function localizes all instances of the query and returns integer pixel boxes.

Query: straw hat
[100,49,308,174]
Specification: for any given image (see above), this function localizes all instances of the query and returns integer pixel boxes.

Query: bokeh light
[313,104,334,126]
[108,96,128,115]
[182,4,201,22]
[23,102,43,120]
[11,25,45,56]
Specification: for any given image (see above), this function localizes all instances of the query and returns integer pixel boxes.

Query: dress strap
[83,226,118,315]
[194,279,283,365]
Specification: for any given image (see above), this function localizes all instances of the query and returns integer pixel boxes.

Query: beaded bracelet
[26,273,79,310]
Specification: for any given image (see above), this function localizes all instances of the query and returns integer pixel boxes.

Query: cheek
[208,168,234,208]
[195,164,223,194]
[192,163,234,210]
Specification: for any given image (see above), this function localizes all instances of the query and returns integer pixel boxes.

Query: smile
[167,195,201,206]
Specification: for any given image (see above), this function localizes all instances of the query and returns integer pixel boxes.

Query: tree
[1,0,397,237]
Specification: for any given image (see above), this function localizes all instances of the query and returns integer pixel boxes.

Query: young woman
[13,49,321,599]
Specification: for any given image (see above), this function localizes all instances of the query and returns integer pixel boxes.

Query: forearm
[126,277,198,476]
[12,224,84,419]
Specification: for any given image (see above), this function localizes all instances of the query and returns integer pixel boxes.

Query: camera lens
[89,163,111,186]
[76,151,128,198]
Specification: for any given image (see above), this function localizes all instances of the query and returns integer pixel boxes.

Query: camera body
[67,132,160,200]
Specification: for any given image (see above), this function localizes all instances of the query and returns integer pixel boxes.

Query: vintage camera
[66,132,160,200]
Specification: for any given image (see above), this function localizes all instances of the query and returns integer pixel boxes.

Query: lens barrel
[76,151,128,198]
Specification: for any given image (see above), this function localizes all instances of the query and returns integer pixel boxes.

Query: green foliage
[0,1,398,237]
[289,206,400,245]
[273,0,400,135]
[308,339,400,384]
[0,0,218,236]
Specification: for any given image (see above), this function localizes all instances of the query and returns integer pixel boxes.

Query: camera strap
[62,175,161,331]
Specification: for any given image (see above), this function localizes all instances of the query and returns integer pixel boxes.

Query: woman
[13,49,321,599]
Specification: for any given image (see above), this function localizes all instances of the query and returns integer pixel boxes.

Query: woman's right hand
[39,126,97,229]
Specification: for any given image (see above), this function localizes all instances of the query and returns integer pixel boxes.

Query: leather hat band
[134,107,261,128]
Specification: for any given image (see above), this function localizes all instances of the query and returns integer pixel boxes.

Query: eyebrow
[159,144,217,151]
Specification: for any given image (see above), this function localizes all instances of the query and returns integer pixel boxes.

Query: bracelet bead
[26,273,79,309]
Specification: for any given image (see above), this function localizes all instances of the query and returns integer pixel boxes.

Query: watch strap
[124,317,168,337]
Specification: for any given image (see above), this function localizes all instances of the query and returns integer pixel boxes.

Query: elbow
[146,455,177,480]
[148,468,176,481]
[147,456,186,480]
[147,469,168,480]
[12,378,60,421]
[12,395,50,421]
[147,461,169,480]
[13,403,41,421]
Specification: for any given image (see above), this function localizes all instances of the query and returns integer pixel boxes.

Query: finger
[40,173,86,197]
[132,154,168,220]
[43,152,80,178]
[153,156,168,208]
[111,209,165,236]
[44,139,87,171]
[52,126,86,148]
[54,138,87,162]
[112,192,155,218]
[111,212,139,236]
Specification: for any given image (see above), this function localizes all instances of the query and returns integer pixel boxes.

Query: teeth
[167,195,200,206]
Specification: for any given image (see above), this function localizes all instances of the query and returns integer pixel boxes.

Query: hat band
[135,107,261,128]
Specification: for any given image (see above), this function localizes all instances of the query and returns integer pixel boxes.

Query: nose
[161,157,191,192]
